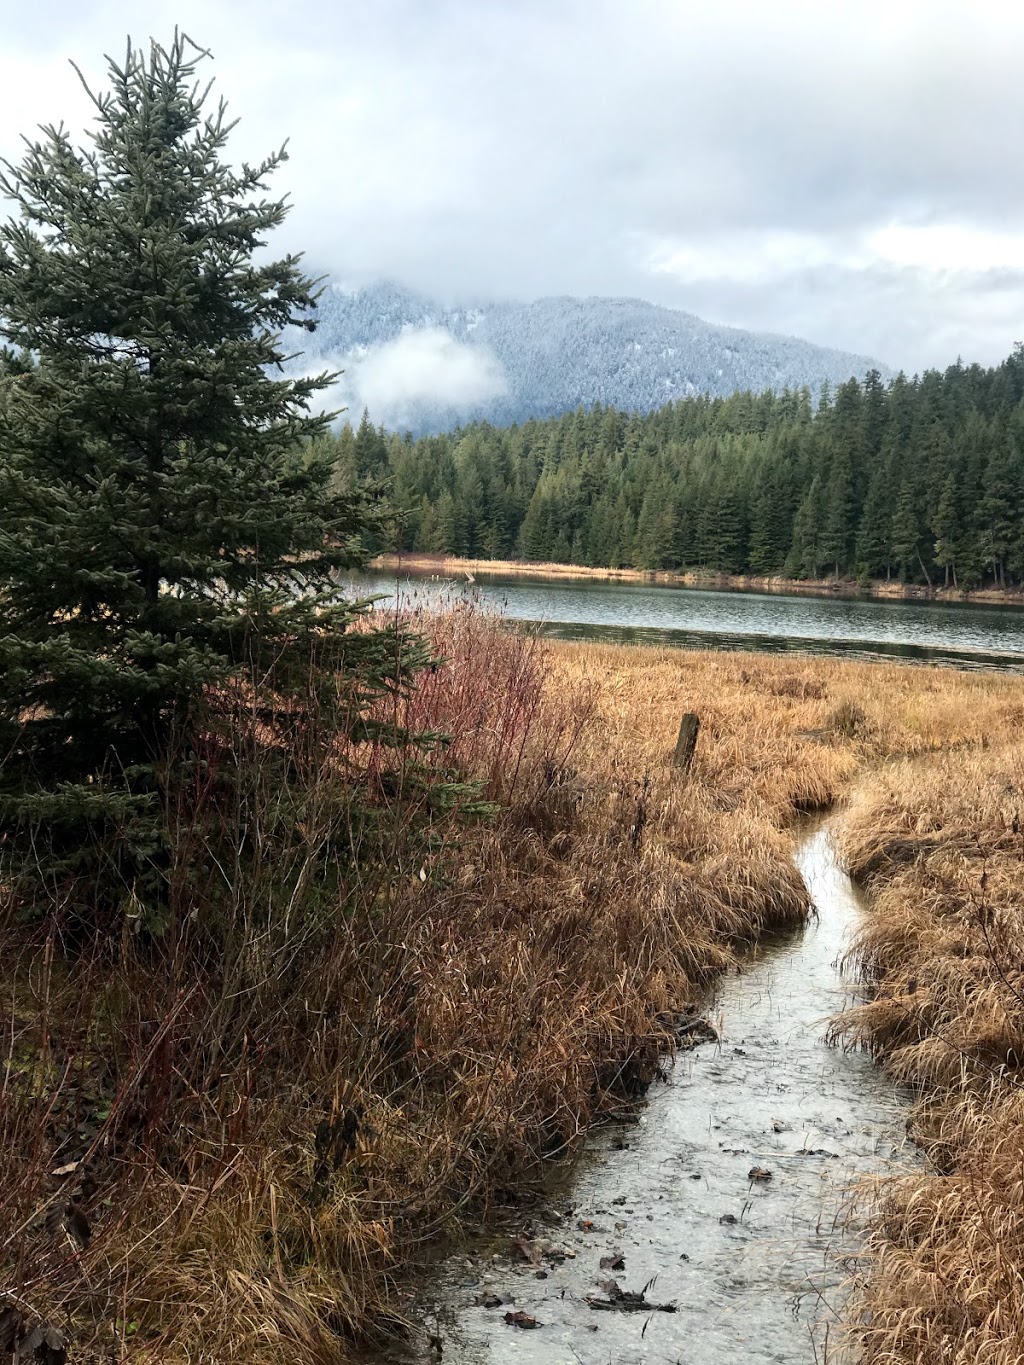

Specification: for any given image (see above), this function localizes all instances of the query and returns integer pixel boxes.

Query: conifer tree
[861,368,888,460]
[821,444,854,576]
[931,469,962,588]
[975,442,1020,590]
[0,35,423,923]
[634,479,678,570]
[787,475,825,578]
[748,478,788,574]
[353,408,391,480]
[890,480,928,583]
[855,461,894,580]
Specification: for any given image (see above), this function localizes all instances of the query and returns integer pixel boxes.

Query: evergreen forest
[330,353,1024,590]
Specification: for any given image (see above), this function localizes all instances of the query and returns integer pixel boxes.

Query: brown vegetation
[835,738,1024,1362]
[3,616,1022,1362]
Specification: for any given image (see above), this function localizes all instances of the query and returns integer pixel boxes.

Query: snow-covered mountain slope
[290,280,889,432]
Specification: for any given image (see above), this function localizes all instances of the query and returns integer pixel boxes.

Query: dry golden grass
[3,621,1022,1362]
[833,740,1024,1362]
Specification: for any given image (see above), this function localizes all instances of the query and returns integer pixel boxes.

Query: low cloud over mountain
[292,281,890,433]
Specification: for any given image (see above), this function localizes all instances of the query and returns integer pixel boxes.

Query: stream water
[381,824,917,1364]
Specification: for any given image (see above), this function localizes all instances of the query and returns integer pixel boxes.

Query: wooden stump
[673,711,700,771]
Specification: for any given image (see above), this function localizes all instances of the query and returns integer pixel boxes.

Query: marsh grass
[2,617,1021,1362]
[830,740,1024,1362]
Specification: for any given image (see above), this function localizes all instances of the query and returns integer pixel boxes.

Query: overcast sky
[3,0,1023,373]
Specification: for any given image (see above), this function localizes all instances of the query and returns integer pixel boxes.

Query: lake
[346,570,1024,673]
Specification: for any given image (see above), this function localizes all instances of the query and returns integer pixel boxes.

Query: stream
[381,823,918,1364]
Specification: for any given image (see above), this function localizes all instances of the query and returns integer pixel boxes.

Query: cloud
[643,222,1024,366]
[644,230,869,288]
[4,1,1024,372]
[868,224,1024,274]
[316,328,508,430]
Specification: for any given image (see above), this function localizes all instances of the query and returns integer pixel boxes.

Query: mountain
[290,280,890,433]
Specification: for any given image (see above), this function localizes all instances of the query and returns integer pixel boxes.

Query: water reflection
[346,570,1024,672]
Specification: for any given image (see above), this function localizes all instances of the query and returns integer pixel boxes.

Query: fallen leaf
[503,1310,540,1329]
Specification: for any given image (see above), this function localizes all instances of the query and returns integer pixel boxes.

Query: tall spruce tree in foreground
[0,34,420,925]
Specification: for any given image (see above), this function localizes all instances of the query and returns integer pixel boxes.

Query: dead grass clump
[826,698,869,739]
[757,669,828,700]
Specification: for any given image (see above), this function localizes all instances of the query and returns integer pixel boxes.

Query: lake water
[347,570,1024,672]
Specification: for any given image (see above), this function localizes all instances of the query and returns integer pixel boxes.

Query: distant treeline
[321,348,1024,589]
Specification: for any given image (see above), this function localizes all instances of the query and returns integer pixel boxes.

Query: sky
[2,0,1024,374]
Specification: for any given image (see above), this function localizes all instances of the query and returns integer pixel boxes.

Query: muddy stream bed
[377,822,918,1364]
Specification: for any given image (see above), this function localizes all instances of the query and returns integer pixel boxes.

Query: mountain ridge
[292,280,891,432]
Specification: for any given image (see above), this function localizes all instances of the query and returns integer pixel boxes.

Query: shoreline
[372,553,1024,608]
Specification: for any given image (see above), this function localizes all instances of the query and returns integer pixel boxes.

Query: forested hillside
[296,281,887,431]
[328,350,1024,590]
